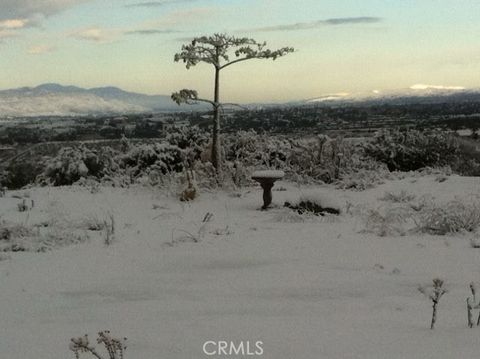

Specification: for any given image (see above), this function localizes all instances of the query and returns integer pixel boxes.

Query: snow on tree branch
[171,89,215,106]
[174,33,294,70]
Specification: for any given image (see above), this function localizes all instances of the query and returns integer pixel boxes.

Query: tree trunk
[211,65,222,174]
[431,301,438,329]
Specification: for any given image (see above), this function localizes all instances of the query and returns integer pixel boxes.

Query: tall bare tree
[172,33,294,173]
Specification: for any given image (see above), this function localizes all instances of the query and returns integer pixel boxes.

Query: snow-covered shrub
[334,142,391,190]
[364,128,459,172]
[119,142,184,180]
[40,146,115,186]
[380,190,416,203]
[221,131,291,187]
[0,221,33,245]
[452,157,480,177]
[336,167,389,191]
[70,331,127,359]
[2,158,45,189]
[284,191,341,216]
[166,126,210,152]
[362,195,480,236]
[0,220,88,252]
[165,125,211,184]
[286,135,387,186]
[224,130,289,167]
[362,207,412,237]
[224,161,252,187]
[78,215,106,231]
[416,198,480,235]
[286,135,343,183]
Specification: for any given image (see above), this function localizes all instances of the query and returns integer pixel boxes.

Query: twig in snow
[418,278,447,329]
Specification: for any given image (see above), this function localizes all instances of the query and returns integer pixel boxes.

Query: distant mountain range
[1,83,480,117]
[0,83,203,117]
[302,87,480,107]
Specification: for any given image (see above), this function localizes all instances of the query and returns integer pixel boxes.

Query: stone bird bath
[251,170,285,210]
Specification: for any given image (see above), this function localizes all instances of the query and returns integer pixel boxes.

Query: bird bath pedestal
[251,170,285,210]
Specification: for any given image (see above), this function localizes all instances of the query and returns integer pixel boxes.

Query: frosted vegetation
[1,126,472,191]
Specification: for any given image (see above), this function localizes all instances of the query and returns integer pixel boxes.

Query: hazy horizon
[1,0,479,103]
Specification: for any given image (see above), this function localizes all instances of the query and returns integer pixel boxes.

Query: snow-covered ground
[2,175,480,358]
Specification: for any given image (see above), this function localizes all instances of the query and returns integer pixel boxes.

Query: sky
[0,0,479,103]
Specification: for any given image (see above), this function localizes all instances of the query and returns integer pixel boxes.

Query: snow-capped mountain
[304,86,480,106]
[0,84,194,117]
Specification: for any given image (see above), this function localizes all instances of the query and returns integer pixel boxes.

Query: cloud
[125,29,180,35]
[128,6,218,36]
[0,0,92,41]
[69,6,216,44]
[175,36,194,42]
[410,84,465,91]
[70,27,115,42]
[245,16,382,32]
[0,29,17,40]
[0,19,29,29]
[126,0,196,8]
[0,0,92,22]
[28,44,56,54]
[323,17,380,25]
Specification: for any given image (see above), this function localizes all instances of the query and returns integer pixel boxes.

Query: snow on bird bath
[251,170,285,180]
[251,170,285,209]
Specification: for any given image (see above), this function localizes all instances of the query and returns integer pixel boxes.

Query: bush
[336,167,389,191]
[284,191,341,216]
[70,331,127,359]
[286,135,343,183]
[2,160,44,189]
[362,196,480,237]
[224,130,291,169]
[119,142,184,181]
[0,220,88,252]
[363,207,412,236]
[364,128,459,172]
[380,190,416,203]
[416,198,480,235]
[40,146,114,186]
[166,125,209,166]
[9,127,468,190]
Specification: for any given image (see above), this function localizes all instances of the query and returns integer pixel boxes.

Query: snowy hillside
[2,174,480,358]
[0,92,148,117]
[0,84,199,117]
[305,87,480,106]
